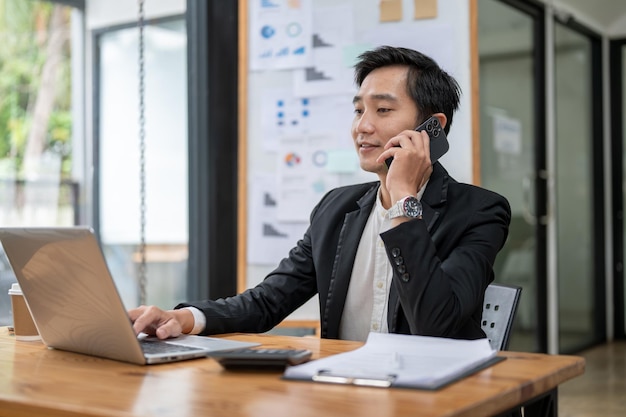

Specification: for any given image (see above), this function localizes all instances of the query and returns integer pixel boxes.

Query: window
[94,17,188,309]
[0,0,84,326]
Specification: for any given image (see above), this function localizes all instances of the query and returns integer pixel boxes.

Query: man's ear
[432,112,448,129]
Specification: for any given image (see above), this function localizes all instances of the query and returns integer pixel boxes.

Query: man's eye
[378,108,391,113]
[353,108,363,115]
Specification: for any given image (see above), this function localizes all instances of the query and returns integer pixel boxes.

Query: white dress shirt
[338,192,393,341]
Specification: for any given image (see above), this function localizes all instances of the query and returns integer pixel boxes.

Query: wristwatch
[388,196,423,219]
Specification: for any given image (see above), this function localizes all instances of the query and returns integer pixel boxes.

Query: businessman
[130,46,511,342]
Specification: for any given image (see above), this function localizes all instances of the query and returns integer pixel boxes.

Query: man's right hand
[128,305,194,339]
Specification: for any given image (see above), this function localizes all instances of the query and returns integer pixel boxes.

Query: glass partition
[554,22,596,352]
[478,0,539,352]
[96,17,188,309]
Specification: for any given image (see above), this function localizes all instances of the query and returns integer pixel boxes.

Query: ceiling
[479,1,626,38]
[555,0,626,34]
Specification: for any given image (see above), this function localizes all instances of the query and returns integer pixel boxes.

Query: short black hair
[354,46,461,134]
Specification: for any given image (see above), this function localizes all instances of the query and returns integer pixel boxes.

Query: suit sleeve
[380,189,511,338]
[173,190,340,335]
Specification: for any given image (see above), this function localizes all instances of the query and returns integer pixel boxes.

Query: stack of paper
[283,332,502,390]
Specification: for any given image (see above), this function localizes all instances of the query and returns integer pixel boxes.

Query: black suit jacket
[179,163,511,340]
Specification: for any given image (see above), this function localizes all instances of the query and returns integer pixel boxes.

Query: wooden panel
[237,0,248,294]
[470,0,481,185]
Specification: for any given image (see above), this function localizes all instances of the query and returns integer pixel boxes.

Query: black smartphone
[384,115,449,168]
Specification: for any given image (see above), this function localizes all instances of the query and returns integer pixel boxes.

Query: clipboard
[283,333,505,390]
[301,356,505,390]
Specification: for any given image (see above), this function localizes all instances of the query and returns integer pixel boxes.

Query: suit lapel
[387,163,450,332]
[322,185,377,338]
[420,162,449,232]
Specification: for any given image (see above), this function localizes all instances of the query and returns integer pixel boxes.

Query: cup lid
[8,283,22,295]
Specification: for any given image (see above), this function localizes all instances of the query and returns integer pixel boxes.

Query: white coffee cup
[8,283,40,341]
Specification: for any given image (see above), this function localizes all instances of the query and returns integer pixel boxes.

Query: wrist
[173,308,195,334]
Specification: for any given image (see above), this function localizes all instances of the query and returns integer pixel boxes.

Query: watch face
[403,197,422,218]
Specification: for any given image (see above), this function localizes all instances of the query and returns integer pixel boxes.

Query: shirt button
[372,323,379,331]
[376,281,383,289]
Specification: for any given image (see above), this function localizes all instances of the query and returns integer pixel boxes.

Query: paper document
[283,332,502,390]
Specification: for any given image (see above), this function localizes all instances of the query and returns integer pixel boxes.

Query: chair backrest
[481,283,522,351]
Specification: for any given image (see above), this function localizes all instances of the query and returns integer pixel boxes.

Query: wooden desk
[0,327,584,417]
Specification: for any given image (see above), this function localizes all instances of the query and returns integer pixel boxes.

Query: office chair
[483,285,524,417]
[481,283,522,351]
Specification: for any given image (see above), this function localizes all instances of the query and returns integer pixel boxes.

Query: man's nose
[354,112,375,133]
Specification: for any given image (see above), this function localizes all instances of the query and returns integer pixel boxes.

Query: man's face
[351,65,420,174]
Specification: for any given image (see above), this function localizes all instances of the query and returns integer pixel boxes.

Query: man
[130,46,511,342]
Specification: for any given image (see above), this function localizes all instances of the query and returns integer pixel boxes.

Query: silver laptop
[0,226,258,365]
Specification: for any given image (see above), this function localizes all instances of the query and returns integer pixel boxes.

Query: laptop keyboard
[140,339,200,354]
